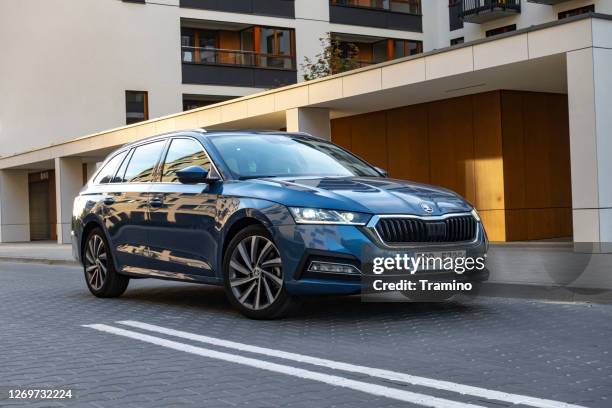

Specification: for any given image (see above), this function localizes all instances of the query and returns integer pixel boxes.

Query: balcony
[331,33,423,75]
[329,0,422,32]
[461,0,520,23]
[181,47,297,88]
[179,0,295,18]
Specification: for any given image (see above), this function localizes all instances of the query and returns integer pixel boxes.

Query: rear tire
[223,225,295,319]
[83,227,129,298]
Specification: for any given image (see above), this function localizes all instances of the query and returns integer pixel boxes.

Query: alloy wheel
[84,234,108,291]
[229,235,283,310]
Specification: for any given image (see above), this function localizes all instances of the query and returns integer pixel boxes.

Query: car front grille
[374,215,477,244]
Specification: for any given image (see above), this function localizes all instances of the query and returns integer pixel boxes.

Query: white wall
[0,0,427,158]
[0,0,182,157]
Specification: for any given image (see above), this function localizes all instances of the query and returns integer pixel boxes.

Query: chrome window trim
[91,133,224,187]
[366,212,480,249]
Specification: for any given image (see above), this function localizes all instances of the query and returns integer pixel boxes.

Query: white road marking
[118,320,589,408]
[83,323,484,408]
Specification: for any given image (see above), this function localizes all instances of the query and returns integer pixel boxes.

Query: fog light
[308,261,361,275]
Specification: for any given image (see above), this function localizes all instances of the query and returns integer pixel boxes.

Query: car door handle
[149,197,163,208]
[102,196,115,205]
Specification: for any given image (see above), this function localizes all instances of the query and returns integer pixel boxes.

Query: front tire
[83,228,129,298]
[223,225,294,319]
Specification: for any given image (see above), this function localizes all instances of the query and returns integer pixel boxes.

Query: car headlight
[471,208,481,222]
[289,207,371,225]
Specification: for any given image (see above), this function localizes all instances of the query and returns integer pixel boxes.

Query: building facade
[0,1,611,247]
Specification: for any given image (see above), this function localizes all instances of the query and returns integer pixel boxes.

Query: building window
[125,91,148,125]
[330,0,421,15]
[448,0,463,31]
[182,95,233,111]
[335,36,422,68]
[486,24,516,38]
[393,39,422,58]
[258,27,294,69]
[558,5,594,20]
[450,37,464,46]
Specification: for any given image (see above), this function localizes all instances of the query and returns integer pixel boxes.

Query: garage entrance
[28,170,57,241]
[331,90,573,242]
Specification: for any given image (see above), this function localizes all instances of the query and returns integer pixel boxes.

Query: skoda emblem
[420,202,434,214]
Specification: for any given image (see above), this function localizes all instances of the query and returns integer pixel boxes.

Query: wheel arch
[80,216,120,272]
[218,209,277,273]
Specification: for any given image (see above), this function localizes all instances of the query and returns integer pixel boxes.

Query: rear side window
[121,140,166,183]
[93,151,128,184]
[161,138,212,183]
[113,149,133,183]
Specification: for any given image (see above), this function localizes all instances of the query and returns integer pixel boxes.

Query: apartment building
[0,0,611,247]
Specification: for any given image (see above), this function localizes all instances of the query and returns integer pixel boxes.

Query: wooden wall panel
[348,111,388,169]
[386,105,429,183]
[330,90,572,242]
[473,91,504,212]
[500,91,526,210]
[427,96,476,205]
[330,117,352,150]
[501,91,572,240]
[479,209,506,242]
[548,94,572,208]
[523,92,553,209]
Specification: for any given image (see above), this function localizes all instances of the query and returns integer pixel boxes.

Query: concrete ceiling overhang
[323,53,568,119]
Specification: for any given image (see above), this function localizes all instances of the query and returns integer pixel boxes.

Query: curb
[0,256,78,266]
[479,282,612,304]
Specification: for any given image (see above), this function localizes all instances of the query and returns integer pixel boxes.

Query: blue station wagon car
[72,130,489,318]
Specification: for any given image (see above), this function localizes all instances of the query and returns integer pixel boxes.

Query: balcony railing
[181,46,296,70]
[330,0,421,15]
[461,0,520,23]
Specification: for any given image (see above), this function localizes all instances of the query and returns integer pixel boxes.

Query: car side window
[92,151,128,184]
[122,140,166,183]
[112,148,133,183]
[161,138,212,183]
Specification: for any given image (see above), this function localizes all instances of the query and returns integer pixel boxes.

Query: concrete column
[0,170,30,242]
[54,157,83,244]
[567,47,612,250]
[285,108,331,140]
[84,162,98,182]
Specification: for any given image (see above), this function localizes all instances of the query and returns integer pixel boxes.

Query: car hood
[229,177,472,216]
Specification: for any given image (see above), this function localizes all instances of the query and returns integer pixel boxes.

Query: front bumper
[272,220,489,296]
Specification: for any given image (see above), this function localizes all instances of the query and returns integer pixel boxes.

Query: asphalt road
[0,262,610,408]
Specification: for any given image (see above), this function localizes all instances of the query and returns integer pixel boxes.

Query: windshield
[209,135,381,179]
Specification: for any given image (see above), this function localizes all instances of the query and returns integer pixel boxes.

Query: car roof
[119,129,315,150]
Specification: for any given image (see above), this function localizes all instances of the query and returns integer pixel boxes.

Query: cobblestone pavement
[0,262,610,408]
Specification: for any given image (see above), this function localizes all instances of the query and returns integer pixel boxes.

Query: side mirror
[176,166,218,184]
[375,167,388,177]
